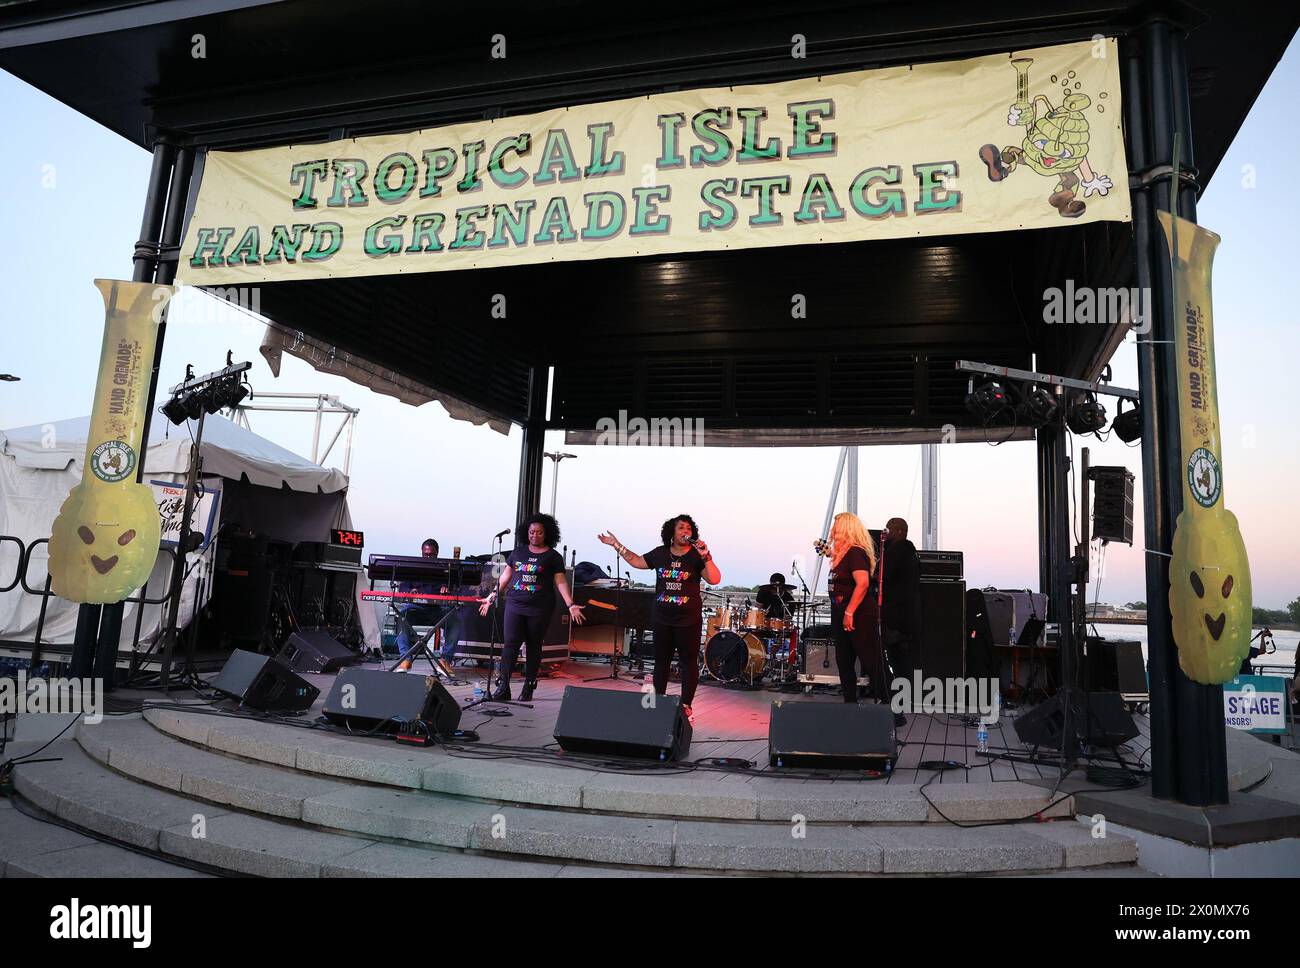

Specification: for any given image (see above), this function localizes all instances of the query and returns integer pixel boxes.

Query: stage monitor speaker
[1085,638,1149,697]
[1013,691,1139,749]
[553,686,691,761]
[322,668,461,737]
[917,580,966,679]
[1090,466,1135,545]
[768,701,898,770]
[210,649,319,711]
[280,630,357,673]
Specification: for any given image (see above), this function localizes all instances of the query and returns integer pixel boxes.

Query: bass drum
[705,630,767,682]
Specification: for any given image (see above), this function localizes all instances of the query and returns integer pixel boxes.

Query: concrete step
[0,799,212,878]
[72,717,1137,874]
[141,707,1076,824]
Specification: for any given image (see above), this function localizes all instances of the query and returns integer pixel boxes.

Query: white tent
[0,414,377,659]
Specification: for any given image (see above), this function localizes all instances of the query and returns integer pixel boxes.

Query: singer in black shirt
[598,514,722,724]
[480,514,584,701]
[825,512,889,707]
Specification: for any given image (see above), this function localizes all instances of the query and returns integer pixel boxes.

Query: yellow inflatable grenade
[48,280,173,603]
[1157,212,1252,685]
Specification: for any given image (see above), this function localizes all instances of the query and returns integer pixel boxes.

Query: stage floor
[318,655,1154,785]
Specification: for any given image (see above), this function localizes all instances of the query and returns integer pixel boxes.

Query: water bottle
[473,681,484,702]
[976,720,989,754]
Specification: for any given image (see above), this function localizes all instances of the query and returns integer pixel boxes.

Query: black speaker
[1085,638,1149,697]
[1090,466,1135,545]
[280,630,357,673]
[210,649,319,711]
[553,686,691,761]
[768,701,898,770]
[917,580,965,679]
[1013,691,1139,749]
[322,668,461,737]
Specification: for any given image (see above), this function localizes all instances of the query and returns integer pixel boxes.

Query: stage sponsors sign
[1223,676,1288,734]
[1158,212,1253,686]
[150,480,221,550]
[178,39,1129,285]
[47,281,172,604]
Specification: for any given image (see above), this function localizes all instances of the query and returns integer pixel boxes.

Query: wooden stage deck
[356,655,1153,787]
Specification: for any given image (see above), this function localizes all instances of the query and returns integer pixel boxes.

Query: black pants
[882,627,915,688]
[498,608,550,683]
[652,622,700,706]
[833,605,887,703]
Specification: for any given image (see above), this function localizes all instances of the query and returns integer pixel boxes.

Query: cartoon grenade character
[48,280,167,603]
[980,92,1114,218]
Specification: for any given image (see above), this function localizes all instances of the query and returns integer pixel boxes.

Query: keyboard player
[394,538,449,657]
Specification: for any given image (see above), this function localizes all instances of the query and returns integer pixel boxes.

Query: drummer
[755,573,796,625]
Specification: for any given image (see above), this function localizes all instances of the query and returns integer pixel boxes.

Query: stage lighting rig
[1110,399,1142,443]
[1018,383,1059,427]
[1066,391,1108,435]
[160,356,253,425]
[965,380,1013,422]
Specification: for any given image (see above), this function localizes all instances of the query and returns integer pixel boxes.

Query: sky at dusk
[1,35,1296,608]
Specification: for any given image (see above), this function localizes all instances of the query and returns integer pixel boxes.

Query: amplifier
[294,540,363,567]
[917,550,964,581]
[799,625,868,687]
[917,580,966,682]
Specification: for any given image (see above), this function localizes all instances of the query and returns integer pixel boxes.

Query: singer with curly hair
[597,514,721,724]
[480,512,584,701]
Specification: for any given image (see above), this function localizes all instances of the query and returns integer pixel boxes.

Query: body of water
[1090,623,1298,677]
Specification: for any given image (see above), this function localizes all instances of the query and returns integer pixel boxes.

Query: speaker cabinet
[210,649,319,711]
[768,701,898,770]
[1085,638,1149,698]
[280,630,357,674]
[322,668,461,737]
[917,580,966,680]
[554,686,691,761]
[1090,466,1135,545]
[1013,691,1139,750]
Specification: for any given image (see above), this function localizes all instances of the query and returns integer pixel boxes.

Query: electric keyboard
[360,590,481,605]
[365,554,486,584]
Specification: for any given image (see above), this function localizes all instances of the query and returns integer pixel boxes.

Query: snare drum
[767,617,787,635]
[706,606,734,638]
[705,630,766,681]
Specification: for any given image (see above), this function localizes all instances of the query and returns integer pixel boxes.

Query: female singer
[480,512,584,701]
[824,512,894,717]
[597,514,721,724]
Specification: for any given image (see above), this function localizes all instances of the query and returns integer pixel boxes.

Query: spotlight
[183,389,206,420]
[1111,399,1142,443]
[965,380,1013,422]
[161,395,189,425]
[1066,391,1108,435]
[1018,383,1059,426]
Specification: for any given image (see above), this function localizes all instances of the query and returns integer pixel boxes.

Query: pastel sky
[1,36,1296,607]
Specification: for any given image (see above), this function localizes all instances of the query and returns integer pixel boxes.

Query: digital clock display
[330,529,364,547]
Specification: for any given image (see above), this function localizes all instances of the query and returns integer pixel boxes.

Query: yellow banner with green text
[48,281,171,604]
[1158,212,1252,686]
[178,39,1130,285]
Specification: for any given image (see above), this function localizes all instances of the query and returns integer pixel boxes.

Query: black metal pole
[159,408,206,691]
[71,141,176,680]
[514,365,548,526]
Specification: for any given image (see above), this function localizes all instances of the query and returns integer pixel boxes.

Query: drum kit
[701,601,801,686]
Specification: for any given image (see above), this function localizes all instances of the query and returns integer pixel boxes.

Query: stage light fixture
[1111,399,1142,443]
[1066,391,1108,435]
[161,394,189,425]
[965,380,1012,422]
[1018,383,1059,426]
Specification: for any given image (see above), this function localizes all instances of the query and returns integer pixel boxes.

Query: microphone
[494,528,510,539]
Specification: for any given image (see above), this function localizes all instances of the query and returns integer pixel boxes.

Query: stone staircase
[2,709,1142,877]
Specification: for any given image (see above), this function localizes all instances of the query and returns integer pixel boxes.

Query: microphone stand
[464,529,531,713]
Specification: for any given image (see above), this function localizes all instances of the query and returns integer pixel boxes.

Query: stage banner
[48,281,173,603]
[178,39,1130,285]
[1158,211,1252,686]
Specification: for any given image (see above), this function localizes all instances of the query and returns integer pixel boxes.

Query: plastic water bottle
[473,682,484,702]
[976,720,989,754]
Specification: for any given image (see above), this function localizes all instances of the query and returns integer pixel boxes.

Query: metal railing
[2,533,183,668]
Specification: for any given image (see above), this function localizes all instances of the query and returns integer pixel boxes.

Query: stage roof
[2,0,1293,431]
